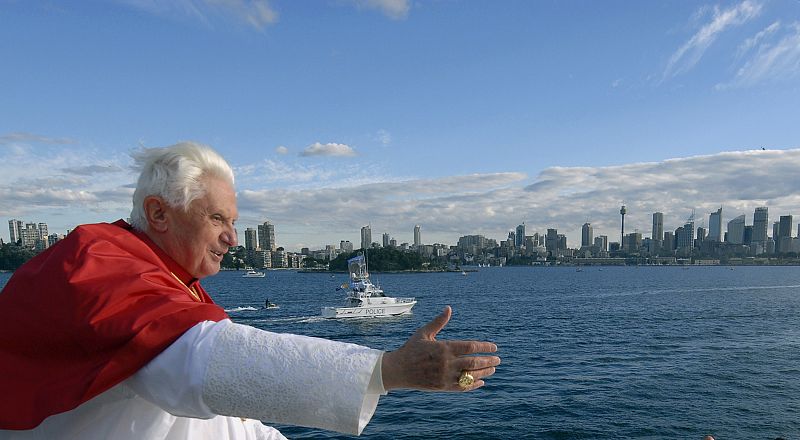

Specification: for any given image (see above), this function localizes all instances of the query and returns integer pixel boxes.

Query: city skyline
[2,1,800,250]
[7,200,798,253]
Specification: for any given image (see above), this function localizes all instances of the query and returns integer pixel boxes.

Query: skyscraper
[727,215,746,245]
[8,219,22,245]
[545,228,558,255]
[413,224,421,247]
[676,223,694,250]
[779,215,793,237]
[361,225,372,250]
[651,212,663,241]
[244,228,258,250]
[752,207,768,243]
[257,221,276,251]
[515,223,525,248]
[708,207,722,242]
[777,215,793,253]
[581,223,593,248]
[382,232,390,247]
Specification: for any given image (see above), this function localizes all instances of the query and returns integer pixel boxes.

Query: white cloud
[300,142,357,157]
[3,142,799,252]
[275,145,288,155]
[0,132,76,146]
[117,0,278,30]
[351,0,410,20]
[736,21,781,57]
[719,21,800,89]
[376,129,391,146]
[664,0,762,79]
[236,149,800,250]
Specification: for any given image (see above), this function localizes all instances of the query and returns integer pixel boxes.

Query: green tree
[0,244,38,271]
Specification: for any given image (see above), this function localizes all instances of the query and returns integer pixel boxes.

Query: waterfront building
[708,208,722,242]
[340,240,354,253]
[773,222,780,244]
[581,223,593,248]
[778,215,794,253]
[255,250,271,268]
[557,234,567,251]
[244,228,258,251]
[413,224,421,247]
[663,231,675,251]
[594,235,608,252]
[752,207,768,244]
[272,247,288,268]
[696,227,706,247]
[652,212,664,242]
[545,229,558,255]
[625,232,642,253]
[360,225,372,250]
[8,219,22,245]
[727,215,746,245]
[515,223,525,248]
[382,232,390,248]
[257,221,276,251]
[676,223,694,251]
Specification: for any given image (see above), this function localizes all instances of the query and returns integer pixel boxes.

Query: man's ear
[143,196,169,233]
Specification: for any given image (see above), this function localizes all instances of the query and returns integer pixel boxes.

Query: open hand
[381,306,500,391]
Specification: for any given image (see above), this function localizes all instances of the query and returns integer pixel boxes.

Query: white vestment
[0,319,386,440]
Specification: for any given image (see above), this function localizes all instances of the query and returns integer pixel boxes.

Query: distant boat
[264,299,279,309]
[242,270,265,278]
[321,254,416,319]
[462,270,468,276]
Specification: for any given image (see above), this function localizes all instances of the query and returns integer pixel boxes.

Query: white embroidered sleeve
[126,320,222,418]
[202,320,386,436]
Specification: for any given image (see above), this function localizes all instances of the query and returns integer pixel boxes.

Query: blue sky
[1,0,799,250]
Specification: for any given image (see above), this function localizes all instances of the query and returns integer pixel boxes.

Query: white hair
[129,142,235,231]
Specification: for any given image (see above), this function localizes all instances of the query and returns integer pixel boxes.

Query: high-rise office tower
[8,219,22,244]
[515,223,525,248]
[779,215,793,238]
[413,224,421,247]
[727,215,746,244]
[777,215,794,253]
[581,223,593,248]
[244,228,258,250]
[676,223,695,250]
[752,207,768,243]
[545,228,558,254]
[663,231,675,250]
[708,207,722,242]
[361,225,372,250]
[652,212,664,242]
[594,235,608,251]
[382,232,390,247]
[257,221,276,251]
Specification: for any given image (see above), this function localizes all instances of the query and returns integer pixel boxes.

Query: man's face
[164,176,238,279]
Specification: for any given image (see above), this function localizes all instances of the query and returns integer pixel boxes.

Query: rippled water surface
[3,266,800,439]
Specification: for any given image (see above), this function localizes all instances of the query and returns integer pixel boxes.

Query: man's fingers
[446,340,498,356]
[415,306,452,340]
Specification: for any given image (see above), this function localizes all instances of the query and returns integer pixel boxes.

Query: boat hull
[321,299,416,319]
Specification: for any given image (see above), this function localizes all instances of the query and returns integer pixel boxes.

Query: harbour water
[2,266,800,438]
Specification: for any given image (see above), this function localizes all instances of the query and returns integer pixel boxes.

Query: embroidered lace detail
[203,322,382,435]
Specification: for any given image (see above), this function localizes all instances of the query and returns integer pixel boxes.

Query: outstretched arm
[381,306,501,392]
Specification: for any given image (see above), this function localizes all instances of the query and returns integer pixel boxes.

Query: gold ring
[458,371,474,389]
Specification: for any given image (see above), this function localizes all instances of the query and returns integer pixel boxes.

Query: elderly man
[0,142,500,439]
